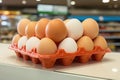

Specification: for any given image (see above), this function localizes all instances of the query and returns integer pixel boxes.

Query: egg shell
[25,21,37,38]
[64,19,70,23]
[17,19,31,36]
[12,34,21,45]
[37,38,57,55]
[26,37,40,52]
[94,36,108,49]
[65,18,83,40]
[45,19,67,43]
[82,18,99,39]
[18,36,28,49]
[77,36,94,51]
[35,18,50,39]
[58,37,78,53]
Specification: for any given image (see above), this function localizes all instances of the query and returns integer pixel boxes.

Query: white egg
[26,37,40,52]
[18,36,28,49]
[58,37,78,53]
[65,18,83,40]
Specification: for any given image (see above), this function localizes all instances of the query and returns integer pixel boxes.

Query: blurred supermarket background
[0,0,120,51]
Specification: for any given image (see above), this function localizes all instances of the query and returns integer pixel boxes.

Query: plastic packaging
[9,43,111,68]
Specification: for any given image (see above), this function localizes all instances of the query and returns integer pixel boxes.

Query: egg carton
[9,44,111,68]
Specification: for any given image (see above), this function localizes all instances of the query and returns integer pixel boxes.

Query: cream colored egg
[94,36,108,49]
[37,38,57,55]
[64,19,70,23]
[77,36,94,51]
[26,37,40,52]
[18,36,28,49]
[58,37,78,53]
[65,18,83,40]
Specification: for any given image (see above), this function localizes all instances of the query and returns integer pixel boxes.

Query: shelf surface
[99,23,120,27]
[55,52,120,80]
[100,30,120,32]
[104,36,120,39]
[108,42,120,46]
[1,27,17,30]
[0,43,120,80]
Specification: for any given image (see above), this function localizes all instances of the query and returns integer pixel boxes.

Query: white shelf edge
[0,63,106,80]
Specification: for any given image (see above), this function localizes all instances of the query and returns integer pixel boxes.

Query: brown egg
[12,34,21,45]
[45,19,67,43]
[25,21,37,38]
[35,18,50,39]
[17,18,31,36]
[37,38,57,55]
[94,36,108,49]
[77,36,94,51]
[82,18,99,39]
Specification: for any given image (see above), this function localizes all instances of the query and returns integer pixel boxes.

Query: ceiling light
[71,1,76,5]
[36,0,41,1]
[113,0,118,1]
[102,0,110,3]
[0,0,2,3]
[22,0,27,4]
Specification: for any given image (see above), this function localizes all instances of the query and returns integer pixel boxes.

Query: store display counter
[0,43,119,80]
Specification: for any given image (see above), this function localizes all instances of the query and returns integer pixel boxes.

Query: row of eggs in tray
[12,18,108,54]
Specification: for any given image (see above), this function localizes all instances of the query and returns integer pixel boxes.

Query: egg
[58,37,77,53]
[35,18,50,39]
[94,36,108,49]
[26,37,40,52]
[77,36,94,51]
[25,21,37,38]
[64,19,70,23]
[18,36,28,49]
[37,38,57,55]
[65,18,83,40]
[82,18,99,39]
[45,19,67,43]
[17,18,31,36]
[12,34,21,45]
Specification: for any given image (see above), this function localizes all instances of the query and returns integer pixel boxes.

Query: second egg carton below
[9,44,111,68]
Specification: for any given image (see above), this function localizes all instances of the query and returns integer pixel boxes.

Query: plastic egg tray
[9,44,111,68]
